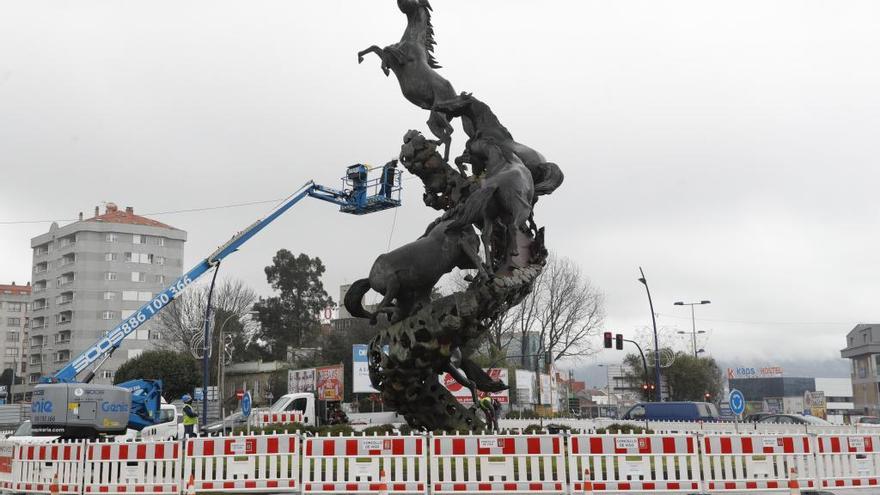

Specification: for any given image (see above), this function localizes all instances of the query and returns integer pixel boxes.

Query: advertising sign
[726,366,784,379]
[539,373,552,405]
[442,368,509,404]
[316,365,344,401]
[353,344,378,393]
[515,369,535,404]
[288,368,316,394]
[804,391,827,419]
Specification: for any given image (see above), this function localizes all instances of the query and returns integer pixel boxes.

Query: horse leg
[461,357,509,392]
[459,234,489,280]
[444,360,480,405]
[371,273,400,324]
[480,217,495,273]
[427,109,454,163]
[357,45,390,76]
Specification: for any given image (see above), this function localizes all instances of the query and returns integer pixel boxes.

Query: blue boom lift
[31,166,401,438]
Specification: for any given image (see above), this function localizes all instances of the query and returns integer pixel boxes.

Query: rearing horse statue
[358,0,459,162]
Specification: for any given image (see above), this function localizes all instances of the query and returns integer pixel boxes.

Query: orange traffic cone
[184,473,196,495]
[379,469,388,495]
[583,468,593,495]
[788,467,800,495]
[49,472,59,495]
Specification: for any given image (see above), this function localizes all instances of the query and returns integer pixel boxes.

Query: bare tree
[534,256,605,369]
[155,278,258,355]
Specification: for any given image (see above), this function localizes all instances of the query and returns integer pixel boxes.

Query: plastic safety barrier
[567,433,701,493]
[82,440,181,494]
[303,434,426,494]
[430,433,566,494]
[253,411,305,428]
[0,440,14,492]
[815,433,880,490]
[701,434,817,492]
[184,432,299,493]
[12,441,85,495]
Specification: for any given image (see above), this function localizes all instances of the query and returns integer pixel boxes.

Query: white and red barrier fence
[252,411,305,428]
[3,431,880,494]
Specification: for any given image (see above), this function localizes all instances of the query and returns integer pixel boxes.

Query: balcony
[29,357,41,366]
[58,254,76,267]
[54,352,70,363]
[57,272,75,288]
[32,281,47,294]
[32,298,48,311]
[30,318,45,330]
[56,311,73,325]
[57,292,74,305]
[54,333,71,345]
[57,235,77,250]
[34,262,48,274]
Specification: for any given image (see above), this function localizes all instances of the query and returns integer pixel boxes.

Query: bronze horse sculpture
[434,92,565,198]
[358,0,461,162]
[344,218,485,324]
[448,137,535,273]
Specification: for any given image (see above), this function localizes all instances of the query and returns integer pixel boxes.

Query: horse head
[398,0,432,15]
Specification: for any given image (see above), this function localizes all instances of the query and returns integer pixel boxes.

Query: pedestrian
[379,160,397,198]
[479,396,498,432]
[181,394,198,438]
[492,398,502,426]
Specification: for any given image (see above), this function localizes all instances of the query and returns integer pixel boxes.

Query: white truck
[138,402,184,441]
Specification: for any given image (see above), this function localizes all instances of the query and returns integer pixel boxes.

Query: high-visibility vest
[182,404,198,426]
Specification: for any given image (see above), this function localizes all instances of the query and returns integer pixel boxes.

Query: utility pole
[674,300,710,358]
[638,267,662,402]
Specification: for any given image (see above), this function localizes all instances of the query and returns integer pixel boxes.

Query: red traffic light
[603,332,612,349]
[615,334,623,350]
[642,384,649,391]
[649,383,656,391]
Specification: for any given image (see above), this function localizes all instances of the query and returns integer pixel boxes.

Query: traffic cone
[184,473,196,495]
[788,467,800,495]
[583,468,593,495]
[378,469,388,495]
[49,472,59,495]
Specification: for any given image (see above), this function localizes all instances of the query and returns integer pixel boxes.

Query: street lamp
[673,300,711,358]
[637,267,662,402]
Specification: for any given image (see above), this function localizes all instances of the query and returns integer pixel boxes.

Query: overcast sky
[1,1,878,368]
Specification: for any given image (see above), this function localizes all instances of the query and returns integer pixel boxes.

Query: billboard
[441,368,509,404]
[353,344,378,393]
[539,373,552,405]
[316,365,344,401]
[288,368,316,394]
[726,366,784,380]
[515,369,535,404]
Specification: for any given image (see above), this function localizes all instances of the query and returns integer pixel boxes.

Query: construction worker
[479,396,498,432]
[181,394,198,438]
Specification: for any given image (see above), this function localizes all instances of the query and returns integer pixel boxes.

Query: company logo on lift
[32,400,53,414]
[101,402,129,413]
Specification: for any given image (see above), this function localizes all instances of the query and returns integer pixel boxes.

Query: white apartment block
[28,204,186,390]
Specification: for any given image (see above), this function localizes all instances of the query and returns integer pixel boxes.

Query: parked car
[204,411,248,435]
[621,401,720,422]
[757,414,831,425]
[745,412,774,423]
[856,416,880,427]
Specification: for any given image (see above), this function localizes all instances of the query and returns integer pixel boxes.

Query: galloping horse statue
[434,93,565,198]
[358,0,460,161]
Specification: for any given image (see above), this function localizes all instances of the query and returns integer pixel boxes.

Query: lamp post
[673,300,710,358]
[637,267,662,402]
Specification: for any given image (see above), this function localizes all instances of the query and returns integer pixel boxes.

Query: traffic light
[603,332,612,349]
[615,334,623,350]
[649,383,656,391]
[642,383,649,392]
[704,392,711,400]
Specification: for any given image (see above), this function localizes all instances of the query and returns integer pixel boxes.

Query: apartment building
[0,282,30,402]
[28,204,186,389]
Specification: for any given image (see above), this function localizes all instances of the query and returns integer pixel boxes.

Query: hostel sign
[726,366,784,379]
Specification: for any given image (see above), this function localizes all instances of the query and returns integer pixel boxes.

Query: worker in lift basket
[181,394,198,438]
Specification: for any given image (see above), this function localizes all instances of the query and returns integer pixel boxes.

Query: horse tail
[530,162,565,196]
[344,278,373,319]
[449,185,497,229]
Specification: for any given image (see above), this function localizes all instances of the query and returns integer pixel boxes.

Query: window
[5,348,17,356]
[132,234,144,244]
[102,311,116,320]
[7,318,21,327]
[103,291,115,300]
[7,331,19,342]
[105,252,118,262]
[131,272,145,282]
[154,237,165,246]
[106,233,118,243]
[105,272,117,281]
[6,303,21,312]
[122,291,138,301]
[101,370,113,379]
[155,256,165,265]
[874,355,880,376]
[139,292,152,302]
[155,275,166,284]
[28,374,40,385]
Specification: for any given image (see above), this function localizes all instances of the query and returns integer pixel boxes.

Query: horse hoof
[358,55,364,64]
